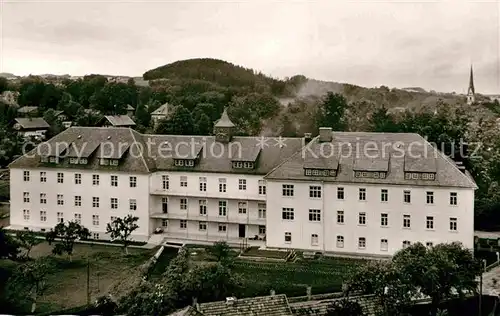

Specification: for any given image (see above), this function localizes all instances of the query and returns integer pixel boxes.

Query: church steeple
[467,65,475,105]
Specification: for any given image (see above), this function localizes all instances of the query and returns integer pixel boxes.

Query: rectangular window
[381,239,388,251]
[199,221,207,231]
[403,240,411,248]
[238,179,247,190]
[309,209,321,222]
[426,216,434,229]
[110,216,117,223]
[74,213,82,224]
[218,223,227,232]
[358,212,366,225]
[426,242,433,247]
[309,186,322,198]
[238,201,247,214]
[358,237,366,249]
[92,215,99,226]
[381,213,388,226]
[257,203,266,219]
[337,187,345,200]
[311,234,319,246]
[57,194,64,205]
[403,214,411,228]
[359,188,366,201]
[111,175,118,187]
[218,178,226,192]
[336,235,344,248]
[285,232,292,243]
[129,176,137,188]
[259,225,266,234]
[40,171,46,182]
[162,175,169,190]
[75,173,82,184]
[337,210,344,224]
[40,210,47,222]
[199,177,207,192]
[381,189,388,202]
[57,172,64,183]
[450,192,458,205]
[258,180,266,195]
[180,176,187,187]
[161,219,168,227]
[199,200,207,215]
[23,209,30,221]
[162,198,168,213]
[404,190,411,203]
[57,212,64,223]
[129,199,137,211]
[426,191,434,204]
[111,198,118,209]
[180,220,187,229]
[180,198,188,210]
[218,200,227,216]
[92,174,99,186]
[282,207,295,220]
[74,196,82,207]
[450,217,457,231]
[93,197,99,208]
[23,192,30,203]
[23,171,30,181]
[282,184,294,196]
[93,233,100,240]
[40,193,46,204]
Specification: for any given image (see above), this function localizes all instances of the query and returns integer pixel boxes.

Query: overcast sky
[1,0,499,94]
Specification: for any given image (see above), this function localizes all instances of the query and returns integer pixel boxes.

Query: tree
[0,227,20,259]
[368,105,399,133]
[134,103,151,127]
[316,92,348,131]
[6,257,53,313]
[45,221,90,261]
[15,230,42,259]
[228,92,281,135]
[193,112,212,135]
[326,298,365,316]
[106,215,139,255]
[208,241,232,265]
[0,77,8,94]
[43,108,64,138]
[155,105,194,135]
[392,242,480,316]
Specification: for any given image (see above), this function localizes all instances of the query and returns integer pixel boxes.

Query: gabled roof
[14,117,50,129]
[100,115,136,127]
[198,294,293,316]
[265,132,477,189]
[151,102,172,116]
[169,306,205,316]
[53,110,65,117]
[214,108,235,128]
[126,104,135,111]
[17,106,38,114]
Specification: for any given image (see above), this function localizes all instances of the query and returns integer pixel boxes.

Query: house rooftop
[14,117,50,129]
[100,115,136,127]
[214,108,235,128]
[151,102,172,116]
[17,106,38,114]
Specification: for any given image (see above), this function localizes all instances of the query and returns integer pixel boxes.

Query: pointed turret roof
[214,107,235,128]
[468,65,475,95]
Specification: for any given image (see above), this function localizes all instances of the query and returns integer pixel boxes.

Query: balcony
[150,212,266,225]
[154,231,265,247]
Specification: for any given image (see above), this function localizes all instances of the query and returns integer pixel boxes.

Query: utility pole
[87,256,90,306]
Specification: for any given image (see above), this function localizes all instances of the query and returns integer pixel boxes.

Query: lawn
[240,247,290,260]
[3,241,157,314]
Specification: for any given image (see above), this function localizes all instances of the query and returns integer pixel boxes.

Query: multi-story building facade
[8,110,477,256]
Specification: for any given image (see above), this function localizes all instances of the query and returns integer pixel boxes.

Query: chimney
[306,286,312,300]
[304,133,312,143]
[226,297,236,306]
[270,289,276,296]
[318,127,332,142]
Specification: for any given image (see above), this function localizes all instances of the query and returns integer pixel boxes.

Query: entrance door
[238,224,246,238]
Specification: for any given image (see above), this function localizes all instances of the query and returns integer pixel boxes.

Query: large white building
[8,109,477,256]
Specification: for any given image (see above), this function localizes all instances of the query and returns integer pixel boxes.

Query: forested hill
[143,58,287,94]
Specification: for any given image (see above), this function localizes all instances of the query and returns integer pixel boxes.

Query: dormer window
[405,172,436,180]
[49,156,58,163]
[40,156,48,163]
[79,158,88,165]
[100,158,109,166]
[304,168,336,177]
[110,159,119,166]
[69,158,79,164]
[174,159,195,167]
[355,171,387,179]
[232,161,254,169]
